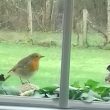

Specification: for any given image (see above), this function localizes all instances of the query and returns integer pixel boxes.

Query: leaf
[3,86,20,95]
[102,97,110,101]
[81,92,102,103]
[0,78,110,102]
[0,81,4,86]
[80,93,89,100]
[88,90,101,99]
[38,89,47,94]
[85,79,99,89]
[0,87,7,95]
[38,86,58,95]
[0,84,8,95]
[0,74,5,81]
[95,86,110,97]
[71,81,81,88]
[82,96,101,103]
[43,86,58,94]
[71,90,83,100]
[69,86,83,100]
[44,94,58,99]
[33,91,46,98]
[83,86,90,92]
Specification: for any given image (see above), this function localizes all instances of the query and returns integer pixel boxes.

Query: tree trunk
[107,0,110,43]
[51,0,59,31]
[82,9,88,47]
[75,20,83,47]
[27,0,32,36]
[41,0,46,31]
[46,0,53,30]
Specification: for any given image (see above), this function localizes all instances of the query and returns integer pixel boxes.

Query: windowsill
[0,96,59,108]
[0,96,110,109]
[0,106,65,110]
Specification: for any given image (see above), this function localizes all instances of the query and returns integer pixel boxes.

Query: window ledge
[69,100,110,110]
[0,96,110,109]
[0,96,59,108]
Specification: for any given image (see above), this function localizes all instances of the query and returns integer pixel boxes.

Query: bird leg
[19,76,25,84]
[27,79,30,83]
[19,76,30,84]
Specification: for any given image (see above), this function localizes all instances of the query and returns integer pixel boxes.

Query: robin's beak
[40,56,45,58]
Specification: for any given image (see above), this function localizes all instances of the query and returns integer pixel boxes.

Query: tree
[107,0,110,43]
[45,0,53,30]
[82,9,88,47]
[50,0,59,31]
[27,0,32,35]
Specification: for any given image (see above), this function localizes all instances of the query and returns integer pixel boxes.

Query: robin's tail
[5,74,11,81]
[8,68,13,73]
[5,70,12,81]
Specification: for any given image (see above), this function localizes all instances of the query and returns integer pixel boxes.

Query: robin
[105,65,110,83]
[7,53,44,84]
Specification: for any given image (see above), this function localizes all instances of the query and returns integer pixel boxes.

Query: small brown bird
[105,65,110,83]
[7,53,44,84]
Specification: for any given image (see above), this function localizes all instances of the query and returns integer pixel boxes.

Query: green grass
[0,31,109,88]
[0,43,61,87]
[70,47,110,86]
[0,43,109,88]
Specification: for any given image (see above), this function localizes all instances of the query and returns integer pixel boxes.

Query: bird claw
[27,80,30,83]
[21,81,30,85]
[22,82,26,85]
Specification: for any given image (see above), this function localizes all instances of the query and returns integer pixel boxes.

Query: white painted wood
[59,0,73,108]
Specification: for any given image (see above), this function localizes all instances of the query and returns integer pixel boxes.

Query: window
[0,0,110,110]
[0,0,64,108]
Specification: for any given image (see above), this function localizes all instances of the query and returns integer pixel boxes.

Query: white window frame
[0,0,110,109]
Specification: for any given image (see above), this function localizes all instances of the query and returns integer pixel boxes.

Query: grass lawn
[0,43,62,87]
[0,42,110,88]
[0,31,109,88]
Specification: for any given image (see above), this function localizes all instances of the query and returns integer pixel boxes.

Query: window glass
[70,0,110,102]
[0,0,64,97]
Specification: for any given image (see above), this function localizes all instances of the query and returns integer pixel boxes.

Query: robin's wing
[8,65,18,73]
[8,57,32,73]
[17,57,32,67]
[17,58,38,71]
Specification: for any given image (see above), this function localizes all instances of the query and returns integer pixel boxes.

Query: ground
[0,31,109,88]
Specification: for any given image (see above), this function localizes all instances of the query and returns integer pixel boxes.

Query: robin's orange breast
[30,58,39,72]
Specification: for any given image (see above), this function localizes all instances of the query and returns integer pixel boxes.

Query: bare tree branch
[87,17,108,46]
